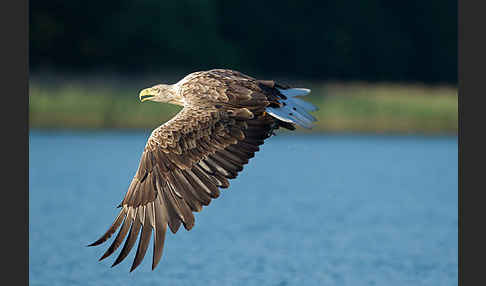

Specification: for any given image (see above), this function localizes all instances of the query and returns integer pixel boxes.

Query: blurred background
[29,0,457,133]
[29,1,458,285]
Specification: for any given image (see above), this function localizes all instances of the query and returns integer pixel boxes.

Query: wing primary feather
[235,140,260,152]
[210,152,243,173]
[88,207,127,246]
[195,159,231,188]
[122,179,140,206]
[242,137,265,146]
[167,182,195,230]
[218,149,249,165]
[191,166,222,196]
[140,173,156,206]
[203,157,232,178]
[226,145,255,159]
[185,168,221,198]
[155,172,182,234]
[177,169,211,206]
[210,172,230,188]
[193,164,223,187]
[198,160,213,174]
[130,206,153,272]
[169,171,202,212]
[112,211,142,267]
[152,196,168,270]
[99,208,133,261]
[131,179,145,207]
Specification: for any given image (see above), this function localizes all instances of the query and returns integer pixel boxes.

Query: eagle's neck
[164,84,185,106]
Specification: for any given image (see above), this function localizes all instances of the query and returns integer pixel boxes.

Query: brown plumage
[88,69,317,271]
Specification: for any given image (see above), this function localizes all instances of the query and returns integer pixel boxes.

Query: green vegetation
[29,79,457,135]
[308,83,457,134]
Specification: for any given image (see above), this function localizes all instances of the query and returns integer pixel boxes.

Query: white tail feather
[288,97,318,112]
[266,107,295,123]
[266,88,317,129]
[276,88,310,97]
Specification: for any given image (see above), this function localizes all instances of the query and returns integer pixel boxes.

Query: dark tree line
[30,0,457,83]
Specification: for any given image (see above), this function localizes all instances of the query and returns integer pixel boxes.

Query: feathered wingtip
[86,207,127,247]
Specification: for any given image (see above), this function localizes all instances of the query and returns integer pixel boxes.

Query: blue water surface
[29,130,458,286]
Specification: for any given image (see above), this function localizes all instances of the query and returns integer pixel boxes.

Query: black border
[458,1,462,284]
[458,0,462,281]
[459,0,485,285]
[2,0,28,284]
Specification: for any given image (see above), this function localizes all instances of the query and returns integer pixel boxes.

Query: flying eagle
[89,69,317,271]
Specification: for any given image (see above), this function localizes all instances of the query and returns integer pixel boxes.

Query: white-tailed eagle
[89,69,318,271]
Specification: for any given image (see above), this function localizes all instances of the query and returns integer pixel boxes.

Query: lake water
[29,131,457,286]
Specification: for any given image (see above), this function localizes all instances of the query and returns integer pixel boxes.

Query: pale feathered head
[139,84,183,105]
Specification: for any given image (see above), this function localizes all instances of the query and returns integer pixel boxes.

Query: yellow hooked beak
[139,88,155,102]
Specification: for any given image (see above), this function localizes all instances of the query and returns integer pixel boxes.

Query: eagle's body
[89,69,317,271]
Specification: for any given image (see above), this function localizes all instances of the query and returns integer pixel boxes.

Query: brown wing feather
[89,69,293,271]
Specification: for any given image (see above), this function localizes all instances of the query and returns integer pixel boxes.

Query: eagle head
[139,84,180,105]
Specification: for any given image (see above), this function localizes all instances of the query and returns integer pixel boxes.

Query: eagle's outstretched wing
[88,73,301,272]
